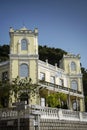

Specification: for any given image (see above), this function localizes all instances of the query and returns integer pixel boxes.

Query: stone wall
[0,106,87,130]
[40,119,87,130]
[0,118,29,130]
[0,116,87,130]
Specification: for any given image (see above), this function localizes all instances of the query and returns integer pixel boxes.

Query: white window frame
[71,80,78,90]
[40,72,45,81]
[20,64,29,77]
[21,39,28,50]
[71,62,76,71]
[50,76,55,84]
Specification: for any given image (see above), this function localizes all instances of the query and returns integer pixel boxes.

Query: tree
[39,88,48,98]
[0,45,9,61]
[39,45,67,67]
[59,93,68,109]
[11,76,38,104]
[46,92,67,108]
[0,80,11,108]
[46,93,60,108]
[81,67,87,111]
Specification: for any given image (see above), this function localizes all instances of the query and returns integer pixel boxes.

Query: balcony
[38,80,83,97]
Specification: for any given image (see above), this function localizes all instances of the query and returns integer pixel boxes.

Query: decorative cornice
[9,27,38,36]
[68,73,82,78]
[10,54,39,59]
[63,53,81,59]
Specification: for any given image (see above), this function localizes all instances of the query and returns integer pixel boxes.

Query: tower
[9,27,38,83]
[60,53,85,111]
[9,27,39,104]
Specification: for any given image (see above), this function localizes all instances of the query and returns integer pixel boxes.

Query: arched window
[71,62,76,71]
[20,93,28,104]
[21,39,28,50]
[20,64,28,77]
[71,80,78,90]
[72,101,77,111]
[72,100,80,111]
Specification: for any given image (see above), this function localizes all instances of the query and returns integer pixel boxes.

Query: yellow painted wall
[9,27,39,105]
[11,60,18,79]
[29,60,37,83]
[80,98,85,111]
[10,35,37,55]
[63,58,81,74]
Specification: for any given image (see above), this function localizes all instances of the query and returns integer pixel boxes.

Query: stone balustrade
[39,80,83,97]
[0,105,87,122]
[31,105,87,122]
[0,110,18,119]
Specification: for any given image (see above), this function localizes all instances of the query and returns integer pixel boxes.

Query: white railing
[31,105,87,122]
[0,110,18,120]
[38,60,64,73]
[0,105,87,122]
[39,80,83,97]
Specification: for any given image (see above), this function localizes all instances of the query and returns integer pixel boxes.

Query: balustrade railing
[39,80,82,95]
[0,105,87,122]
[0,110,18,119]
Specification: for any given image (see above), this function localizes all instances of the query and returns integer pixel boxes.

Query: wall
[0,118,29,130]
[0,117,87,130]
[40,119,87,130]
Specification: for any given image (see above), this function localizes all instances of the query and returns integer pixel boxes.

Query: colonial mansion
[0,27,85,112]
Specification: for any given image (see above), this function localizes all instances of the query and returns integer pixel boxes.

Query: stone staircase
[40,119,87,130]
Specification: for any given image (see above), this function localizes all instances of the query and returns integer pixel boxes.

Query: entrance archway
[19,93,28,104]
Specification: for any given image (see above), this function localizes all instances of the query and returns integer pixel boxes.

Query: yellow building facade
[0,27,85,111]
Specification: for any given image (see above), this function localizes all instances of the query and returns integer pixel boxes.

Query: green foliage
[0,44,67,67]
[81,67,87,111]
[0,103,3,108]
[46,92,67,108]
[11,76,38,103]
[39,45,67,67]
[81,67,87,95]
[0,45,9,62]
[85,96,87,111]
[39,88,48,98]
[59,93,67,102]
[46,93,60,108]
[0,80,11,108]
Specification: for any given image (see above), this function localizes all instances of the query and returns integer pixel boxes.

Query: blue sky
[0,0,87,68]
